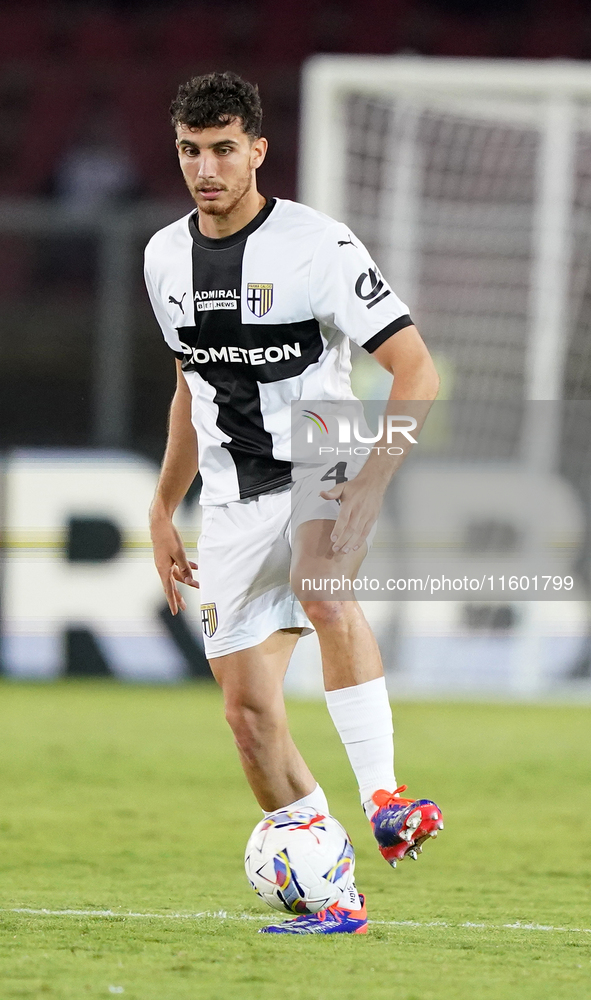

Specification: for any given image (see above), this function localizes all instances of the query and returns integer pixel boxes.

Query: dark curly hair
[170,71,263,139]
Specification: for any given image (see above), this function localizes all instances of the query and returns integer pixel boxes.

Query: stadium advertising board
[0,450,206,682]
[1,400,589,693]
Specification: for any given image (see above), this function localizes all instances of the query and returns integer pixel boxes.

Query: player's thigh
[290,518,368,603]
[208,627,301,719]
[198,493,308,658]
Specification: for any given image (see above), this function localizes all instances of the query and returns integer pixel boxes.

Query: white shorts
[198,472,349,659]
[197,458,374,659]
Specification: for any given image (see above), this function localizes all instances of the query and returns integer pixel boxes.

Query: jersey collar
[188,197,276,250]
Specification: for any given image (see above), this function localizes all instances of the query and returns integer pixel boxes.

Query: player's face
[175,120,267,216]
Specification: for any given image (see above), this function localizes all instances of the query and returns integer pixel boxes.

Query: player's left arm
[373,323,440,401]
[321,324,440,553]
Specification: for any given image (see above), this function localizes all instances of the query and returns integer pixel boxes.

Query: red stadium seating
[256,0,314,64]
[0,66,85,196]
[158,5,224,63]
[0,5,51,60]
[344,0,411,55]
[67,10,136,63]
[432,15,497,58]
[521,15,584,59]
[115,65,184,199]
[0,2,590,201]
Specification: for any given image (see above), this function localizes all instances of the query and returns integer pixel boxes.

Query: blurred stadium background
[2,0,591,696]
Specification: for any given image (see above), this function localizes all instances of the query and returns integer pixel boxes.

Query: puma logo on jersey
[178,342,302,366]
[338,236,356,247]
[168,292,186,313]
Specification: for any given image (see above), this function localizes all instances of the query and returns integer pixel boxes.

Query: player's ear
[251,136,268,169]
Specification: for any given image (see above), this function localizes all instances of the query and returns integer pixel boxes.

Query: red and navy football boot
[259,894,368,935]
[370,786,443,867]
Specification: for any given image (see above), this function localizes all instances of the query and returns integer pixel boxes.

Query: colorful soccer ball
[244,807,355,914]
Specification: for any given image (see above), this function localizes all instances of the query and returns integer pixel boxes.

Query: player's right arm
[149,360,200,615]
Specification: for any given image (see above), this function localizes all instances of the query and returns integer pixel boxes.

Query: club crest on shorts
[247,283,273,317]
[200,603,218,637]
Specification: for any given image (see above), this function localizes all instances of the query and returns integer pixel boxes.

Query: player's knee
[224,698,282,752]
[301,600,348,628]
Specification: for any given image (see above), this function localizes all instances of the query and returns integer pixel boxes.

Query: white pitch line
[2,909,591,935]
[4,909,264,921]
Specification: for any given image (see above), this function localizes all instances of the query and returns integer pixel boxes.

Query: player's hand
[150,515,199,615]
[320,476,386,554]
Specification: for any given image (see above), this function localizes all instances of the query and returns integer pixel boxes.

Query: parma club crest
[247,283,273,317]
[201,603,218,637]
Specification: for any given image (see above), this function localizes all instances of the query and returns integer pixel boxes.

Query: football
[244,806,355,914]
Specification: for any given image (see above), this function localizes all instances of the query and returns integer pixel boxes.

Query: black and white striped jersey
[144,197,412,505]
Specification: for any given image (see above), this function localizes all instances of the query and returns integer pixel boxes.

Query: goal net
[297,57,591,693]
[300,58,591,409]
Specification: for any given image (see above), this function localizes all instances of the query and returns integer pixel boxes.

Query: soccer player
[146,72,443,935]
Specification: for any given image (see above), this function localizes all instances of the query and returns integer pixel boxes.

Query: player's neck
[197,188,267,240]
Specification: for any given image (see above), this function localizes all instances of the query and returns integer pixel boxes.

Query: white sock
[325,676,397,819]
[341,881,361,911]
[263,783,329,818]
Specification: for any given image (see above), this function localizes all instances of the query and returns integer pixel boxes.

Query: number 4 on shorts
[321,462,348,484]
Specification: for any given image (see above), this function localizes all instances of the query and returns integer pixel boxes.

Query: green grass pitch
[0,681,590,999]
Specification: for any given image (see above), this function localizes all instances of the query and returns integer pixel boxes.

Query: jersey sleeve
[308,223,413,352]
[144,248,186,360]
